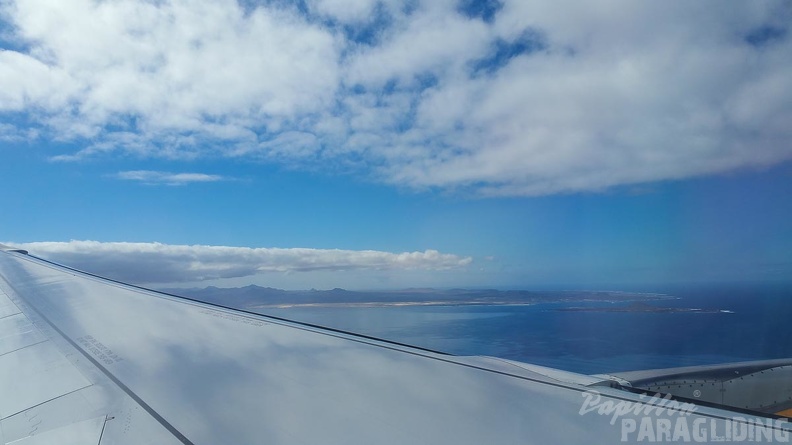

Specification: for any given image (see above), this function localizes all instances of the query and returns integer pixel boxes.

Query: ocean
[261,283,792,375]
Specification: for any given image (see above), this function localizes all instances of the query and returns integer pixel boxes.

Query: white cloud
[345,6,491,87]
[10,241,473,285]
[1,0,339,141]
[114,170,226,185]
[1,0,791,195]
[0,122,36,141]
[308,0,379,24]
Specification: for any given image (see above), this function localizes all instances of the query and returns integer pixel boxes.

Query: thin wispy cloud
[1,1,790,195]
[9,241,473,284]
[115,170,226,186]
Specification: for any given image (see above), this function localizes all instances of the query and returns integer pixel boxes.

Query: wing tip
[0,244,28,255]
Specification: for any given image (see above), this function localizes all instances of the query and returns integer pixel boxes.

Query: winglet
[0,244,28,255]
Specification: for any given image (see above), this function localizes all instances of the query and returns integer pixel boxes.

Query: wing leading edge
[0,247,789,444]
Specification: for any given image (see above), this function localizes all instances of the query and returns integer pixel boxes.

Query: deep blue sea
[262,283,792,375]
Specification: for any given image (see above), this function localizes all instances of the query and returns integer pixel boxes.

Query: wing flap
[0,341,92,419]
[599,359,792,416]
[1,386,109,444]
[0,314,46,355]
[7,415,105,445]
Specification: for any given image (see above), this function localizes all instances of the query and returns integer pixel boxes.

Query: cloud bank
[1,0,791,195]
[10,241,472,284]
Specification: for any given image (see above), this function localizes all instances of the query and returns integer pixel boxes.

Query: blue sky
[1,0,791,290]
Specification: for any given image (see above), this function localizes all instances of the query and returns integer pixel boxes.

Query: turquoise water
[261,284,792,375]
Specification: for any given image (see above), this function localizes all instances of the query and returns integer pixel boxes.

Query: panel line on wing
[96,416,108,445]
[0,339,48,358]
[2,386,90,422]
[0,313,22,321]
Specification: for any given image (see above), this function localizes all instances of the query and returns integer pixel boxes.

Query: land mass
[159,285,675,309]
[557,301,732,314]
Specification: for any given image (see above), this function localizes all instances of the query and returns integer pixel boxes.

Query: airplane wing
[0,245,789,444]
